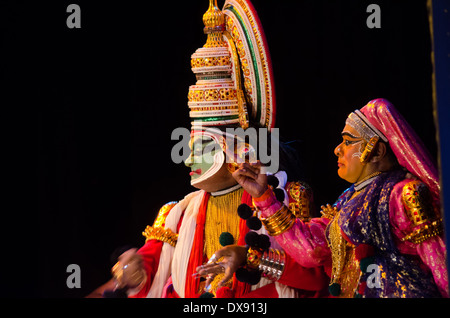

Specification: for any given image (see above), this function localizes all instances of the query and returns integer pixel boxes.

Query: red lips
[189,169,202,176]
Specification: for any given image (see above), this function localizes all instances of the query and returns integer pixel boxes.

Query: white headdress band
[346,109,388,142]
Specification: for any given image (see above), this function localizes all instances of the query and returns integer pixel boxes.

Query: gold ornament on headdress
[203,0,227,47]
[188,1,254,130]
[359,136,380,163]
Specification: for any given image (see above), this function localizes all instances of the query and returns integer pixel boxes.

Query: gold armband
[401,219,443,244]
[261,205,296,236]
[142,226,178,247]
[402,180,435,226]
[401,180,442,243]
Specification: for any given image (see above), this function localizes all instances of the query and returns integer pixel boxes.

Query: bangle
[258,248,285,281]
[261,205,296,236]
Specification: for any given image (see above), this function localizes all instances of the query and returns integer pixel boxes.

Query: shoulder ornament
[142,201,179,247]
[401,180,442,244]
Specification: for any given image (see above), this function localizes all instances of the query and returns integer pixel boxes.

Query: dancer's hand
[195,245,247,288]
[232,161,268,198]
[112,248,146,289]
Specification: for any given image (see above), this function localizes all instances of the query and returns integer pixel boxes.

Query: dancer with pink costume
[200,98,448,298]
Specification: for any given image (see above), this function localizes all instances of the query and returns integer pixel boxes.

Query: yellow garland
[204,188,243,259]
[203,187,243,294]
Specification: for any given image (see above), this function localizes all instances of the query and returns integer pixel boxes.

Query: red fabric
[131,190,329,298]
[278,253,329,291]
[164,277,180,298]
[242,283,279,298]
[184,192,211,298]
[130,239,164,298]
[185,191,254,298]
[358,281,367,295]
[355,243,375,261]
[216,286,235,298]
[130,207,185,298]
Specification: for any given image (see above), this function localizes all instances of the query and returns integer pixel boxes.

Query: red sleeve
[130,211,185,298]
[278,253,329,291]
[129,239,164,298]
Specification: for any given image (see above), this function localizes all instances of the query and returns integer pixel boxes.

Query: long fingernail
[207,254,217,264]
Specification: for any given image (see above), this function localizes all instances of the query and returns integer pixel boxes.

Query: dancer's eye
[343,139,362,146]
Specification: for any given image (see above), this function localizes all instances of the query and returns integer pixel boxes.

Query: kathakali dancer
[88,0,328,298]
[201,98,449,298]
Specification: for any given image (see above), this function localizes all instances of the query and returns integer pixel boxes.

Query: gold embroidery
[326,212,361,297]
[339,246,361,297]
[402,180,434,226]
[401,218,443,244]
[153,202,178,228]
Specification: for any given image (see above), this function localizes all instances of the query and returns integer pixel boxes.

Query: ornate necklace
[326,211,362,297]
[327,212,346,288]
[354,171,383,191]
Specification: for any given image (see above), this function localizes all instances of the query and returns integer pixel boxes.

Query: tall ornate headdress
[188,0,276,131]
[187,0,277,184]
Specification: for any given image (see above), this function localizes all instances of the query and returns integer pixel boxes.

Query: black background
[1,0,437,297]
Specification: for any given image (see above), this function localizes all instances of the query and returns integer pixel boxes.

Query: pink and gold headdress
[348,98,440,200]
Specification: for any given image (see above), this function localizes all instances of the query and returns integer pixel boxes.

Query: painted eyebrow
[341,132,362,139]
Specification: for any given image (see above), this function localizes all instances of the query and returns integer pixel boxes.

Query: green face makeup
[185,135,221,181]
